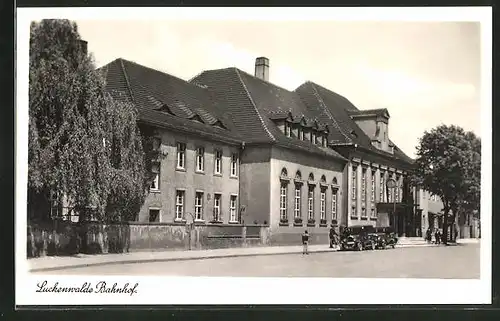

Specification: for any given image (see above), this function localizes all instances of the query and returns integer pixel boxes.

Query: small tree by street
[413,125,481,244]
[28,19,148,224]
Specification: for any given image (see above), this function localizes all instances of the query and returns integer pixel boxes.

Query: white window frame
[380,172,385,202]
[361,207,367,218]
[371,172,375,202]
[331,189,338,220]
[195,191,204,220]
[176,142,186,170]
[352,166,357,200]
[294,185,301,219]
[320,190,326,220]
[213,193,222,221]
[280,183,288,221]
[214,149,222,175]
[361,168,366,202]
[175,190,185,220]
[230,153,238,177]
[150,172,159,191]
[229,195,238,222]
[196,147,205,172]
[307,187,314,220]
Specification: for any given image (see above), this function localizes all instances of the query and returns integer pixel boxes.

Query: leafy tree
[29,19,147,223]
[413,125,481,244]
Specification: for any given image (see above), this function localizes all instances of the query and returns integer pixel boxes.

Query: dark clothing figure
[425,228,432,243]
[302,230,309,255]
[329,227,338,248]
[435,230,441,244]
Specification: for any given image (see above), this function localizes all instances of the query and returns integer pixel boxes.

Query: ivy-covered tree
[413,125,481,244]
[29,19,147,222]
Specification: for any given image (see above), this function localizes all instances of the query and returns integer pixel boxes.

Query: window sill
[194,220,206,225]
[307,223,316,227]
[210,220,223,224]
[360,217,368,220]
[293,222,304,227]
[228,221,240,224]
[279,221,289,226]
[176,167,186,172]
[149,189,161,194]
[350,216,359,220]
[319,223,328,227]
[370,217,378,221]
[172,219,187,225]
[213,173,223,177]
[230,175,239,179]
[195,170,205,175]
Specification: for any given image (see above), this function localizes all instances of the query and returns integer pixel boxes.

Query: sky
[75,20,481,158]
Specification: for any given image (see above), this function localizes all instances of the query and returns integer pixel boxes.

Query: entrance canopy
[376,202,412,213]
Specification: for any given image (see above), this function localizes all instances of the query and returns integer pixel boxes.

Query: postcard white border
[16,7,492,306]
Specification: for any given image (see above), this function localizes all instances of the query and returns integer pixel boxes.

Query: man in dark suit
[302,230,310,255]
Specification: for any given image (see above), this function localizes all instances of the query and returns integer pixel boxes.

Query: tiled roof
[192,68,346,161]
[99,58,243,145]
[348,108,390,118]
[295,81,414,167]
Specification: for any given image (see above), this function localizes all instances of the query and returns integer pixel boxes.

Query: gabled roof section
[295,81,414,166]
[191,68,346,161]
[99,58,242,145]
[348,108,390,119]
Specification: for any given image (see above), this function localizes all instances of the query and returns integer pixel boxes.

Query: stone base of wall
[27,220,270,257]
[267,225,330,246]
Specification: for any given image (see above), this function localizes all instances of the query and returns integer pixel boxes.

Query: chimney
[255,57,269,82]
[79,39,88,56]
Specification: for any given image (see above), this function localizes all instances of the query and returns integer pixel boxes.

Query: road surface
[35,243,480,278]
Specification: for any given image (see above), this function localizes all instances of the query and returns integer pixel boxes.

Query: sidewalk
[28,238,479,272]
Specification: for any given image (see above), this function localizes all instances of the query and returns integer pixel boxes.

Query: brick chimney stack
[254,57,269,82]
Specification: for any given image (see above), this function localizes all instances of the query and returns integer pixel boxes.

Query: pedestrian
[329,225,337,249]
[425,228,432,243]
[302,230,310,255]
[434,229,441,245]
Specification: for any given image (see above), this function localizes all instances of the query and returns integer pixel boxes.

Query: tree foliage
[29,19,147,222]
[413,124,481,243]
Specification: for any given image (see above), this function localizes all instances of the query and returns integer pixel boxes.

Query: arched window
[295,170,302,180]
[308,173,314,182]
[332,177,338,185]
[320,175,327,184]
[281,167,288,178]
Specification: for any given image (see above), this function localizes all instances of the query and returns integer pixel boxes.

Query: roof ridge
[234,69,275,142]
[309,82,352,143]
[119,59,136,104]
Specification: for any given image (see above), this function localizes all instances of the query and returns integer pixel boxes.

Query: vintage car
[368,231,387,250]
[373,227,398,249]
[339,225,376,251]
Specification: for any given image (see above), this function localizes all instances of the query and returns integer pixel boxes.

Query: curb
[28,242,455,273]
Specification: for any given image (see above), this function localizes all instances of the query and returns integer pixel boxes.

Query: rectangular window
[371,172,375,202]
[294,186,301,218]
[214,149,222,174]
[361,168,366,202]
[196,147,205,172]
[176,142,186,169]
[320,190,326,220]
[307,187,314,220]
[195,192,204,220]
[231,153,238,177]
[371,207,376,218]
[395,175,400,202]
[380,172,385,202]
[150,172,159,191]
[361,207,367,218]
[332,189,338,220]
[175,190,185,220]
[149,209,160,223]
[351,206,357,218]
[230,195,238,222]
[352,166,357,200]
[213,193,221,222]
[280,183,288,221]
